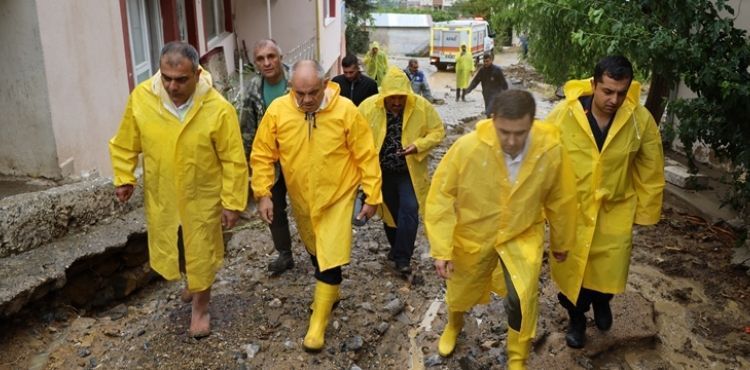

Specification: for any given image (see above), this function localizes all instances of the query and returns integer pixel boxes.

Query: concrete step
[0,208,147,317]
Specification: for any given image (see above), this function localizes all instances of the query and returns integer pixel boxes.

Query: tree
[344,0,376,54]
[495,0,750,213]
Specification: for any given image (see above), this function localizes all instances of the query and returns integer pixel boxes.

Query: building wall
[0,0,61,178]
[233,0,317,65]
[36,0,131,178]
[195,1,236,76]
[672,0,749,166]
[370,28,431,56]
[317,0,344,74]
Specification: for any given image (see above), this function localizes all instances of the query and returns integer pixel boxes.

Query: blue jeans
[381,171,419,266]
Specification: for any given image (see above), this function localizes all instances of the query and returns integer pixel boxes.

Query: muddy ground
[1,57,749,370]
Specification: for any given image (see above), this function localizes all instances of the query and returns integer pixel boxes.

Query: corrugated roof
[369,13,433,28]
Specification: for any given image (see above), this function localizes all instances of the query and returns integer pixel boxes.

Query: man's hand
[356,203,377,223]
[434,259,453,280]
[115,184,134,203]
[257,196,273,224]
[398,144,418,157]
[221,209,241,229]
[552,251,568,262]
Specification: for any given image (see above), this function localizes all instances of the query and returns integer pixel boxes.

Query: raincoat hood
[370,41,381,51]
[375,66,415,107]
[562,78,642,106]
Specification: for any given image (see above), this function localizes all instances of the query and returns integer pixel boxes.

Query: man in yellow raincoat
[545,56,664,348]
[359,66,445,274]
[454,44,474,102]
[109,42,248,338]
[363,41,388,86]
[427,89,578,369]
[250,60,382,352]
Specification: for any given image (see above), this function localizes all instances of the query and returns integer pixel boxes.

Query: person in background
[239,39,295,276]
[454,44,474,102]
[363,41,389,86]
[404,59,435,103]
[331,54,379,106]
[464,51,509,117]
[359,66,445,274]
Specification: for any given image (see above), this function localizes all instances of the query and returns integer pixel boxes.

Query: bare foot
[188,289,211,338]
[180,288,193,303]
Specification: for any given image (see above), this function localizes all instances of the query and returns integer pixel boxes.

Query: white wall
[370,28,431,56]
[0,0,61,178]
[36,0,131,178]
[317,0,344,74]
[233,0,317,65]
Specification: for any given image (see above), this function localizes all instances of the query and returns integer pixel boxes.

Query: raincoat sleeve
[109,95,142,186]
[633,113,665,225]
[425,143,461,260]
[543,145,577,253]
[249,108,280,199]
[412,102,445,161]
[348,110,383,206]
[213,105,249,211]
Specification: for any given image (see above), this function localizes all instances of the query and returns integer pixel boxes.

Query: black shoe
[565,312,586,349]
[268,253,294,275]
[593,300,612,331]
[395,262,412,275]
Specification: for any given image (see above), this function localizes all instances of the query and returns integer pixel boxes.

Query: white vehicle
[429,19,494,71]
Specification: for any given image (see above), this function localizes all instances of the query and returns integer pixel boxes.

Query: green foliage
[345,0,376,54]
[494,0,750,213]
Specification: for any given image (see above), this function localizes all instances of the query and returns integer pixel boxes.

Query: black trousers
[309,254,342,285]
[269,172,292,253]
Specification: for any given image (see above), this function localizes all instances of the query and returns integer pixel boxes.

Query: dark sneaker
[395,262,412,275]
[268,253,294,275]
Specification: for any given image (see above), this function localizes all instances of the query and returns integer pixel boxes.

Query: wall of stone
[0,177,143,258]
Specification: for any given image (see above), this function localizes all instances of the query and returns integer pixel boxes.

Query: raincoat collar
[290,80,341,114]
[151,66,213,123]
[562,77,641,111]
[562,77,642,152]
[152,66,213,106]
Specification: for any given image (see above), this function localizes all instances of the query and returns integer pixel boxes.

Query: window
[203,0,226,41]
[324,0,336,19]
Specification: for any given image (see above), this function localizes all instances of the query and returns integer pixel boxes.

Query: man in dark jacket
[332,54,379,106]
[465,52,509,117]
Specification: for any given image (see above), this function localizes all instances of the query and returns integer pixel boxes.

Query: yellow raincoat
[364,41,388,86]
[455,45,474,89]
[250,82,382,271]
[426,119,578,341]
[545,78,665,295]
[358,66,445,226]
[109,69,248,292]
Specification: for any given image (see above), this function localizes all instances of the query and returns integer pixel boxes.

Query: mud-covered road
[1,51,749,370]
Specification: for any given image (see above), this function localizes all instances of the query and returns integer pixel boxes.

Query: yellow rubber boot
[303,281,340,352]
[438,311,465,357]
[506,328,531,370]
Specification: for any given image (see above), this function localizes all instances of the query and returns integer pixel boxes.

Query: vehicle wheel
[436,63,447,71]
